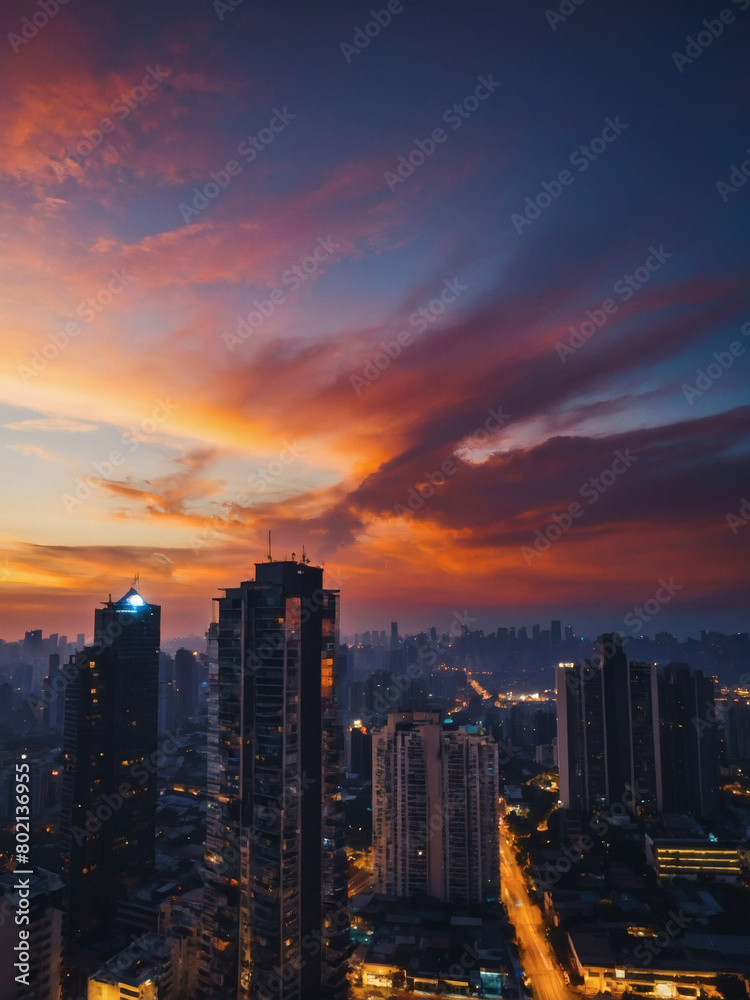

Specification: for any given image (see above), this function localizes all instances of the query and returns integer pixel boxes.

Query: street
[348,865,374,897]
[499,821,579,1000]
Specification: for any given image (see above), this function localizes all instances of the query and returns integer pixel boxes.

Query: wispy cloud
[5,417,98,433]
[6,443,65,462]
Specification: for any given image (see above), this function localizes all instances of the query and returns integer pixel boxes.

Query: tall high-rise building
[60,586,160,967]
[24,628,44,691]
[556,636,662,816]
[659,663,719,816]
[390,621,399,649]
[175,647,199,724]
[550,620,562,646]
[557,660,605,815]
[200,560,349,1000]
[440,726,500,904]
[158,651,177,734]
[628,661,662,813]
[372,711,499,904]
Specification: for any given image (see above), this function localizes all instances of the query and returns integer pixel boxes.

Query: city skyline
[1,557,749,999]
[1,0,749,641]
[2,2,749,997]
[1,596,746,649]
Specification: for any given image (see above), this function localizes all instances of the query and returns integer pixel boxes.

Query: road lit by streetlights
[499,820,577,1000]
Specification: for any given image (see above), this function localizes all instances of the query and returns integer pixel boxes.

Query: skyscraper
[373,711,443,899]
[659,663,719,816]
[556,660,607,816]
[175,647,199,725]
[390,621,399,649]
[60,586,160,968]
[628,661,663,813]
[556,636,662,816]
[550,620,562,646]
[200,559,349,1000]
[372,711,499,904]
[440,726,500,904]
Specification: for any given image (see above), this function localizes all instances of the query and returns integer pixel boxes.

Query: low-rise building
[568,926,750,998]
[646,837,744,881]
[87,932,178,1000]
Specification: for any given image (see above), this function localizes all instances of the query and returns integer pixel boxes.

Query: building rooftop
[89,932,173,987]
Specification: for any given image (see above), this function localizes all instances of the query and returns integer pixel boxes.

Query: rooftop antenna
[268,530,273,562]
[132,571,140,589]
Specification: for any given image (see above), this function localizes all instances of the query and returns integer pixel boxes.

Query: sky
[0,0,749,642]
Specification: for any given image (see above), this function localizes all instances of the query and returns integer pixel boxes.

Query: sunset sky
[1,0,748,641]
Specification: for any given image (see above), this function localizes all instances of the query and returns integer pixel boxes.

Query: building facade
[199,560,349,1000]
[556,636,662,817]
[60,587,160,982]
[659,663,719,816]
[372,711,499,904]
